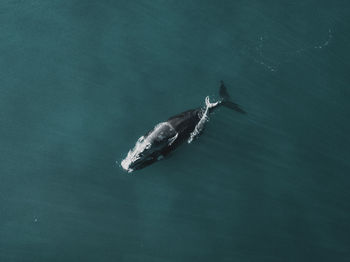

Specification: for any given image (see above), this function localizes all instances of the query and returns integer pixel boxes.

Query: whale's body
[120,82,245,173]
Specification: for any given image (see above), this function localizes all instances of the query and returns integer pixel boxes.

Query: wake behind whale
[120,81,245,173]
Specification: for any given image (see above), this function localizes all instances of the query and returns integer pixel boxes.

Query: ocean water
[1,1,350,261]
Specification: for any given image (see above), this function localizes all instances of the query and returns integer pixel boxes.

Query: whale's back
[167,108,201,135]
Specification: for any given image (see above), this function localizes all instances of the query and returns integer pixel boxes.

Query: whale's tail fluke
[219,81,246,114]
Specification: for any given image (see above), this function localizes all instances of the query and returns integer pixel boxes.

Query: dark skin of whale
[132,108,202,170]
[121,82,245,172]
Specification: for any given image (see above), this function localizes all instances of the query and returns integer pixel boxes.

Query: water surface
[1,1,350,261]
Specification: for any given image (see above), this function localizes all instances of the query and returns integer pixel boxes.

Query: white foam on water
[246,28,333,72]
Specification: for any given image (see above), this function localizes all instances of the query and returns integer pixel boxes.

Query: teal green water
[1,1,350,261]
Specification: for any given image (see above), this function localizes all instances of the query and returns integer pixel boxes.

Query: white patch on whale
[121,122,177,172]
[188,96,220,144]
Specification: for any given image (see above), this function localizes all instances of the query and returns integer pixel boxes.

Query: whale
[120,81,245,173]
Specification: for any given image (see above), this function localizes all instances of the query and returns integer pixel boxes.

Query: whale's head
[121,122,177,173]
[121,136,155,172]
